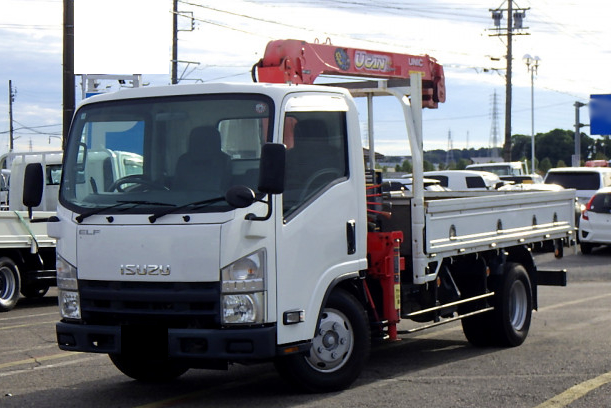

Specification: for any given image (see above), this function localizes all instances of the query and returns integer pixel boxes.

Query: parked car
[498,174,543,184]
[498,182,564,192]
[466,161,527,176]
[382,177,447,197]
[544,167,611,210]
[423,170,506,191]
[578,187,611,254]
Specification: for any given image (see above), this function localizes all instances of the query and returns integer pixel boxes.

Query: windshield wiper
[148,196,226,223]
[76,200,175,223]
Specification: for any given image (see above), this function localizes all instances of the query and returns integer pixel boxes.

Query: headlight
[222,293,265,324]
[56,256,81,320]
[221,249,266,324]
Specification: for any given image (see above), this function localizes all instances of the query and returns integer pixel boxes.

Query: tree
[540,158,552,174]
[511,134,532,162]
[456,158,470,170]
[400,159,412,173]
[423,160,435,172]
[536,130,575,165]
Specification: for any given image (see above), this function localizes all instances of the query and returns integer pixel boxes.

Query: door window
[282,111,348,217]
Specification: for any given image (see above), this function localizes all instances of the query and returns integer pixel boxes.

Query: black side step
[538,269,567,286]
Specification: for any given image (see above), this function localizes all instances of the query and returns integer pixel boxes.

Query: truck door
[274,94,365,345]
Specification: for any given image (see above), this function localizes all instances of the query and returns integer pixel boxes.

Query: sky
[0,0,609,157]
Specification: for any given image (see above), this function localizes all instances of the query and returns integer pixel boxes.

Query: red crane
[253,39,446,108]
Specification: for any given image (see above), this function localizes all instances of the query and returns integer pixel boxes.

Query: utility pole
[171,3,196,84]
[524,54,540,173]
[63,0,75,150]
[504,0,513,162]
[490,1,529,162]
[8,80,15,152]
[171,0,178,84]
[573,102,587,167]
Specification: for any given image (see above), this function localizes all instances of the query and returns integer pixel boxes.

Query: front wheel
[109,353,189,382]
[274,289,370,392]
[0,257,20,312]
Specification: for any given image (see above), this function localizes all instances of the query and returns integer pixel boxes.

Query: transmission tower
[445,130,455,168]
[489,90,500,158]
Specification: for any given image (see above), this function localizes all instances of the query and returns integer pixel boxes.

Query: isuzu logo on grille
[120,264,171,276]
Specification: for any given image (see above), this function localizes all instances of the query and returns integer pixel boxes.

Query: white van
[466,161,527,176]
[423,170,505,191]
[543,167,611,209]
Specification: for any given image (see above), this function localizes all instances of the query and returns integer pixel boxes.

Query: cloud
[74,0,170,74]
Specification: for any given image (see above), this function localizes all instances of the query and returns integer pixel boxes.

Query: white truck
[38,40,574,392]
[466,161,543,184]
[0,151,62,311]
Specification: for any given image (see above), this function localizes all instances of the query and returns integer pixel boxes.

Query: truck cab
[3,152,63,212]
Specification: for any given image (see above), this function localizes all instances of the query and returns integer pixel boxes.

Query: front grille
[79,280,220,328]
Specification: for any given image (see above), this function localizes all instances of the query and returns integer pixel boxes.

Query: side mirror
[225,185,256,208]
[23,163,44,219]
[258,143,285,194]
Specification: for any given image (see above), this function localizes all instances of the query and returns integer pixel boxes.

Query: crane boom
[254,39,446,108]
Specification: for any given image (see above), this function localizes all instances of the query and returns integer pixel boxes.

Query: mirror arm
[245,195,273,221]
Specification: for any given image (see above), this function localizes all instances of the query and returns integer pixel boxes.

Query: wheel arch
[0,249,25,269]
[314,273,366,332]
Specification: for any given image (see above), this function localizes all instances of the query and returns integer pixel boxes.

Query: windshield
[60,93,274,214]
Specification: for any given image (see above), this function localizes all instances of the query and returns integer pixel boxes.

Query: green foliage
[399,159,412,173]
[456,158,470,170]
[423,160,435,172]
[415,129,599,173]
[539,157,552,174]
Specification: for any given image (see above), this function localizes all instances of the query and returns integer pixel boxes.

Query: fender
[312,270,363,337]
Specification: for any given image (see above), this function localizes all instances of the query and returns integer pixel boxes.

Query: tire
[462,262,532,347]
[491,262,532,347]
[0,257,21,312]
[461,312,494,347]
[109,354,189,382]
[274,289,370,392]
[580,242,593,255]
[21,285,50,299]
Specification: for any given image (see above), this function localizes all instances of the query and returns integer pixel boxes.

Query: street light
[523,54,540,174]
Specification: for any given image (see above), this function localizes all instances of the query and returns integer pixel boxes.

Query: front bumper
[56,322,277,360]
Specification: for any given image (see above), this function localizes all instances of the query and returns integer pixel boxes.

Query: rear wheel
[0,257,20,312]
[274,289,370,392]
[109,353,189,382]
[461,312,494,346]
[462,262,532,347]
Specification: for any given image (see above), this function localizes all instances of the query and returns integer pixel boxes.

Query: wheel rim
[508,280,528,330]
[0,266,16,300]
[306,308,354,373]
